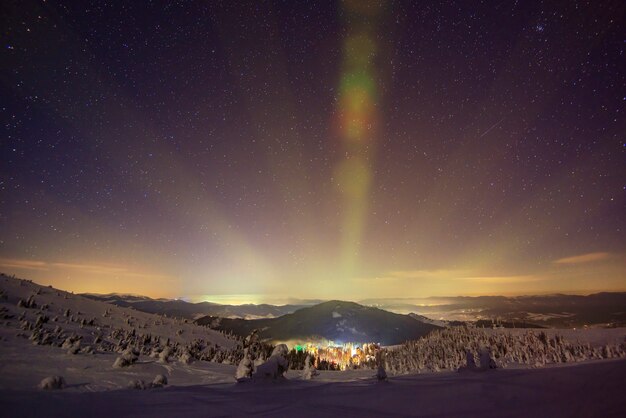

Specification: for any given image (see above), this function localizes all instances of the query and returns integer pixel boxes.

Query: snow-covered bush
[61,335,82,354]
[152,374,168,387]
[149,347,161,358]
[113,347,138,368]
[113,356,132,368]
[17,295,36,309]
[179,350,193,365]
[158,346,171,364]
[34,314,49,328]
[39,376,65,390]
[67,341,81,355]
[128,379,147,390]
[80,345,95,355]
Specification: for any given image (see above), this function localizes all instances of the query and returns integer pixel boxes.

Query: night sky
[1,1,624,303]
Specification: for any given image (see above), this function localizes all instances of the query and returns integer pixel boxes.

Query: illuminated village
[292,342,381,370]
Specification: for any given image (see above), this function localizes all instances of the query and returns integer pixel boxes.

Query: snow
[0,360,623,417]
[0,274,240,392]
[1,275,625,417]
[0,275,235,349]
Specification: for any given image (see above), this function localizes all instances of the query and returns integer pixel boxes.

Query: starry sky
[1,1,625,303]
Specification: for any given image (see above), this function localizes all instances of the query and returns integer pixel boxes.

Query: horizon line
[3,272,624,306]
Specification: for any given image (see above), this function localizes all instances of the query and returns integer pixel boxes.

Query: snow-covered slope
[0,274,235,347]
[0,274,240,392]
[0,358,624,417]
[1,274,625,417]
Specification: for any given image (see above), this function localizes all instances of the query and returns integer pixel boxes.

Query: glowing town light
[289,341,380,370]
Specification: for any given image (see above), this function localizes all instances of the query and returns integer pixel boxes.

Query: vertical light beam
[334,1,383,278]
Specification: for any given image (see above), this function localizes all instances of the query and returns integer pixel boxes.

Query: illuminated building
[291,341,380,370]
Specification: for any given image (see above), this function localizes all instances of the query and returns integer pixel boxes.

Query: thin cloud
[52,262,173,281]
[553,252,612,265]
[359,269,541,286]
[453,275,540,284]
[1,258,173,281]
[52,262,129,275]
[0,258,49,271]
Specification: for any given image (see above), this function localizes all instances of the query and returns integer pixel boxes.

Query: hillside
[0,274,242,392]
[0,274,235,348]
[197,300,441,345]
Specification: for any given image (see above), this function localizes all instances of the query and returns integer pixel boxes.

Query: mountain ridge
[196,299,441,346]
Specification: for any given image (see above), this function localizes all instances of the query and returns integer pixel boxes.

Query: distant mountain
[82,291,626,328]
[81,293,304,320]
[80,293,171,303]
[196,300,441,346]
[363,293,626,327]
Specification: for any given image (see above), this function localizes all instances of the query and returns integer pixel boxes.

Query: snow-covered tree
[179,349,193,364]
[376,364,387,381]
[301,355,318,380]
[158,346,171,364]
[253,344,290,380]
[479,346,497,370]
[379,326,626,375]
[236,348,255,381]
